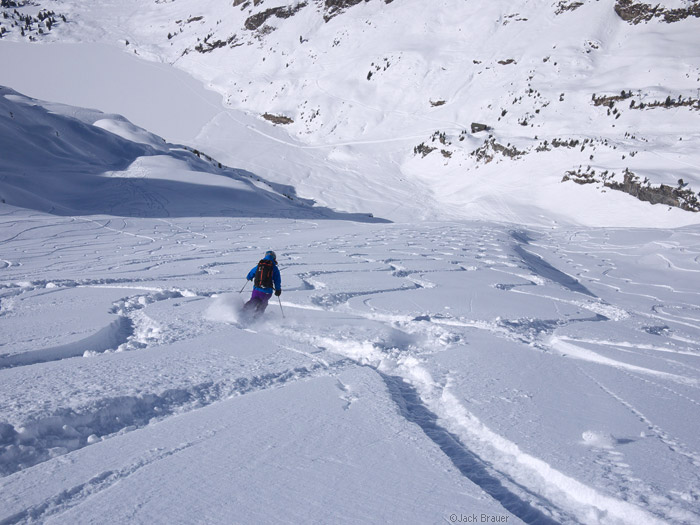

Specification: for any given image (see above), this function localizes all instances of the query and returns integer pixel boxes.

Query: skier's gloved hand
[275,289,282,296]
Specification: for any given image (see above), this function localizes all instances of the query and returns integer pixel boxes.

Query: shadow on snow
[382,373,562,525]
[0,86,388,223]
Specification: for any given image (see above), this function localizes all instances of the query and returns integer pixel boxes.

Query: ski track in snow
[2,215,700,524]
[271,226,699,523]
[0,436,213,525]
[0,357,348,478]
[579,366,700,467]
[2,1,700,520]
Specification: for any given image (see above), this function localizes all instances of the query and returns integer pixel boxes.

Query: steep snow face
[1,0,700,225]
[0,86,382,221]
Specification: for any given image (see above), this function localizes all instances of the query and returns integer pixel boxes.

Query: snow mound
[581,430,617,449]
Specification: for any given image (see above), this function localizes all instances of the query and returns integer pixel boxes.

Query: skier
[243,250,282,316]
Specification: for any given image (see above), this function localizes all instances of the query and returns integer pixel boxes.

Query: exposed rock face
[262,113,295,125]
[325,0,366,9]
[413,143,436,157]
[244,2,308,31]
[323,0,366,20]
[555,1,584,14]
[563,168,700,211]
[614,0,700,24]
[471,138,526,163]
[323,0,395,21]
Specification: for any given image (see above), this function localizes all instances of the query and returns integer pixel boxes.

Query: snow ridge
[0,86,385,221]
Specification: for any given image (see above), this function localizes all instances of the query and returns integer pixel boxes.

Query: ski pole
[278,296,285,318]
[239,280,250,294]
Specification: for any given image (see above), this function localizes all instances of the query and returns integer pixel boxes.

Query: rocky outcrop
[471,122,491,133]
[413,143,436,157]
[471,138,526,164]
[323,0,395,21]
[614,0,700,24]
[262,113,295,125]
[563,167,700,211]
[245,2,307,31]
[323,0,366,21]
[593,91,700,111]
[555,1,584,14]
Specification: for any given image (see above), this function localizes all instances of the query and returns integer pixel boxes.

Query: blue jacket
[247,254,281,294]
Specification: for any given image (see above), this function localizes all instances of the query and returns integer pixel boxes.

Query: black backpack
[254,259,274,289]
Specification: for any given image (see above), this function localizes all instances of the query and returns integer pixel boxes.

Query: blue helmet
[265,250,277,262]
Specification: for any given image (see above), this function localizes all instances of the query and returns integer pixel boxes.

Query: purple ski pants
[244,289,272,313]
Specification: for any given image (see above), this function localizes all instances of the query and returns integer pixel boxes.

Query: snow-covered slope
[0,85,380,221]
[2,0,698,226]
[1,212,699,524]
[1,2,700,524]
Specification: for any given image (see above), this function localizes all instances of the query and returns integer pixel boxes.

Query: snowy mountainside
[2,0,698,225]
[0,85,380,220]
[1,3,700,522]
